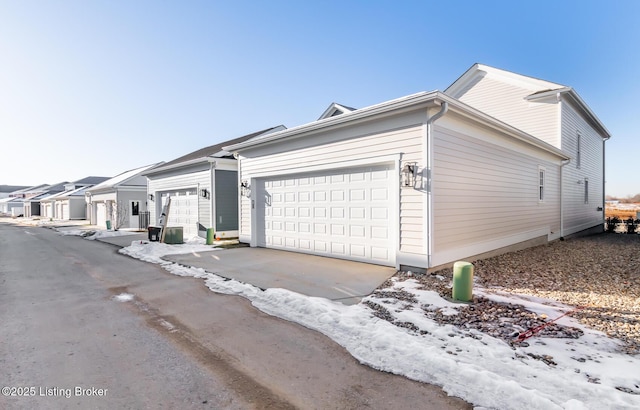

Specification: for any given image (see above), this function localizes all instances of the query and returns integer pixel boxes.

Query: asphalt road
[0,222,470,409]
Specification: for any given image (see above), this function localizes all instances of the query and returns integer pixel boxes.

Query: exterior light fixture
[240,180,251,197]
[148,194,154,201]
[200,188,209,199]
[402,163,417,187]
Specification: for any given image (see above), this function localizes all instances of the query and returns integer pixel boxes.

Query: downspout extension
[426,101,448,268]
[602,135,610,225]
[560,158,570,239]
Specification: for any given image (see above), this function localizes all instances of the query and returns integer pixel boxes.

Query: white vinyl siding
[239,117,426,263]
[431,120,561,267]
[560,101,604,235]
[453,75,561,148]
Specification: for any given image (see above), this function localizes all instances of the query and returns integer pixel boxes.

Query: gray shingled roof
[158,127,279,169]
[0,185,30,193]
[72,176,110,185]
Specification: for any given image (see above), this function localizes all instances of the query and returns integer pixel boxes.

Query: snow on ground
[118,236,220,264]
[113,293,135,302]
[100,236,640,409]
[56,227,134,239]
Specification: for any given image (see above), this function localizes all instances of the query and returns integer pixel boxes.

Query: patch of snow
[113,293,134,302]
[118,239,220,265]
[117,241,640,410]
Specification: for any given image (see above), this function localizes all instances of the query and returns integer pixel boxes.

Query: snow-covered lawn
[63,229,640,409]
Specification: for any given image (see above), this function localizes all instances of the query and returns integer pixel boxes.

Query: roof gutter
[225,91,441,152]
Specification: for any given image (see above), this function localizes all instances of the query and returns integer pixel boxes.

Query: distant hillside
[606,194,640,204]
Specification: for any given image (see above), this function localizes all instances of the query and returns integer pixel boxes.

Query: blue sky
[1,1,638,197]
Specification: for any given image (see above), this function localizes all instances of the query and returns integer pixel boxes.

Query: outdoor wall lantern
[402,163,417,187]
[240,180,251,197]
[200,188,209,199]
[148,194,154,201]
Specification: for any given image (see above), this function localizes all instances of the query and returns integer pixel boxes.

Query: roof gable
[88,163,162,192]
[318,102,357,120]
[446,63,610,140]
[446,63,564,98]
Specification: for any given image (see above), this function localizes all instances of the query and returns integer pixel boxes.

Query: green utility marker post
[452,261,474,302]
[206,228,215,245]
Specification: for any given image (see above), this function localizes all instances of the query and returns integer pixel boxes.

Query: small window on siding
[584,179,589,204]
[576,132,582,169]
[538,167,545,202]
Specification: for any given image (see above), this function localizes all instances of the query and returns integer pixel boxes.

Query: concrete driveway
[163,247,397,305]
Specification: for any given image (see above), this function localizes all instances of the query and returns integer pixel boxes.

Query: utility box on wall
[163,227,184,244]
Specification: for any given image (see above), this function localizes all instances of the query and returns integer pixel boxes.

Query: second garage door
[161,190,198,239]
[258,163,394,266]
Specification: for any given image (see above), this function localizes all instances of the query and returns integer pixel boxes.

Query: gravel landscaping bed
[374,233,640,355]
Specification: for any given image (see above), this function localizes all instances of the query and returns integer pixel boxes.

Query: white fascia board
[207,157,238,171]
[526,87,610,139]
[444,63,481,96]
[563,90,611,139]
[143,158,209,177]
[476,64,564,90]
[225,91,440,152]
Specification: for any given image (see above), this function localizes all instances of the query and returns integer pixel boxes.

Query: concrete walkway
[163,247,397,305]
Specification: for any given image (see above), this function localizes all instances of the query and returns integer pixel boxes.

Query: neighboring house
[39,177,109,220]
[1,184,52,217]
[85,163,163,229]
[23,182,66,218]
[0,197,23,216]
[144,127,285,239]
[36,183,68,219]
[445,64,610,237]
[225,64,609,271]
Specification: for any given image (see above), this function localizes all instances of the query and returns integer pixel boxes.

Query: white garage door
[96,203,107,227]
[161,191,198,238]
[258,163,394,266]
[61,203,69,220]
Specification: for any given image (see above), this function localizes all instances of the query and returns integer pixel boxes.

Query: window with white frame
[538,166,545,202]
[576,132,582,169]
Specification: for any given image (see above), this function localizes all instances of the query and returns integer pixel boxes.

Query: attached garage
[256,164,395,266]
[227,89,573,271]
[143,127,283,240]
